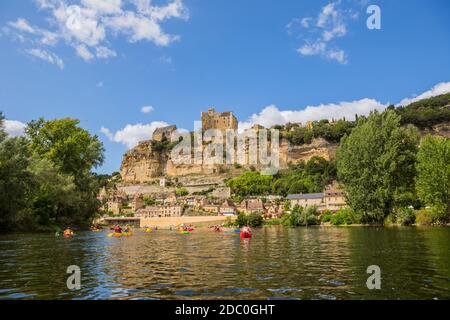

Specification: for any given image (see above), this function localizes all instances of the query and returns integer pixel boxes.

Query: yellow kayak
[114,232,123,237]
[123,232,132,237]
[146,228,153,233]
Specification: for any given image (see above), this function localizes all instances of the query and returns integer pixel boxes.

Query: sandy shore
[139,216,233,229]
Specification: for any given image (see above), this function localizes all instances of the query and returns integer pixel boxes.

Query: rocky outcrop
[120,138,335,183]
[120,141,168,183]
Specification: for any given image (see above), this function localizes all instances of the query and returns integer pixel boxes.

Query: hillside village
[98,94,449,227]
[99,107,350,225]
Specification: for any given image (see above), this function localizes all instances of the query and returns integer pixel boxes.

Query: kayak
[180,231,190,234]
[240,231,252,239]
[114,232,123,237]
[233,229,241,233]
[123,232,132,237]
[145,228,153,233]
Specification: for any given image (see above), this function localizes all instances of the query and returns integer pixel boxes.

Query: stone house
[107,197,123,215]
[287,193,325,211]
[130,194,145,212]
[265,205,283,219]
[238,199,265,214]
[324,184,347,212]
[219,199,236,216]
[203,204,220,214]
[152,125,177,142]
[136,205,183,218]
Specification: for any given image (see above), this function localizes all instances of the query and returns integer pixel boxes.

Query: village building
[201,107,238,132]
[287,193,326,211]
[130,194,145,212]
[324,184,347,212]
[265,204,283,219]
[152,125,177,142]
[219,199,236,216]
[164,193,178,205]
[107,197,123,215]
[136,205,183,218]
[203,204,220,214]
[238,199,265,214]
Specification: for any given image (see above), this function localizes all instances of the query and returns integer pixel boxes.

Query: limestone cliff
[120,122,449,184]
[120,137,336,183]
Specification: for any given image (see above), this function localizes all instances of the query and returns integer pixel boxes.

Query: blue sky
[1,0,449,174]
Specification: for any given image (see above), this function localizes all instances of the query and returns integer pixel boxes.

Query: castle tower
[201,107,238,132]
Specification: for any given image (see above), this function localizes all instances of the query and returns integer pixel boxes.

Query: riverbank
[139,215,233,229]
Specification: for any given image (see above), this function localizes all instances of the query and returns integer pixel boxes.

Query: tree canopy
[0,116,105,231]
[415,135,450,222]
[336,110,420,223]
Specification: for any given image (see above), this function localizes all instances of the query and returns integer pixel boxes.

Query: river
[0,226,449,300]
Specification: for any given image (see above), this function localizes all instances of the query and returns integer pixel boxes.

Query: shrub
[330,208,358,225]
[395,207,416,226]
[235,213,248,227]
[247,212,264,227]
[235,212,264,227]
[264,218,281,226]
[321,211,333,223]
[175,188,189,196]
[414,207,446,225]
[281,205,318,227]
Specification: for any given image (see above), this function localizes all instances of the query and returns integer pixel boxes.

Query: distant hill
[392,93,450,128]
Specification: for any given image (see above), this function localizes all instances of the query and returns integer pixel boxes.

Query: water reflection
[0,227,448,300]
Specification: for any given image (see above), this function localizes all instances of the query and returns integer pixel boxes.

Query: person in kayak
[114,225,122,233]
[240,226,252,238]
[63,227,73,237]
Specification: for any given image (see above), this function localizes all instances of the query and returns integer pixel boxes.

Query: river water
[0,226,449,300]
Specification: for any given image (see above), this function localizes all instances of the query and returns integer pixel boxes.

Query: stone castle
[120,107,336,183]
[201,108,238,131]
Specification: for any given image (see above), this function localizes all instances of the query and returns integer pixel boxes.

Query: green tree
[336,110,420,224]
[0,112,7,142]
[415,135,450,222]
[0,137,33,231]
[25,118,105,229]
[27,157,77,229]
[26,118,104,179]
[175,187,189,197]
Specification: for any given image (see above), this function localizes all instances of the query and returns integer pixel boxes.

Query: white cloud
[4,120,27,137]
[289,1,357,64]
[301,17,312,28]
[398,82,450,106]
[239,99,386,130]
[239,81,450,129]
[101,121,169,147]
[5,0,189,66]
[141,106,154,113]
[95,46,117,58]
[8,18,36,34]
[75,44,94,61]
[26,48,64,69]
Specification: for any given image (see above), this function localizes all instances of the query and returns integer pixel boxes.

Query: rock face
[120,141,168,183]
[120,138,335,183]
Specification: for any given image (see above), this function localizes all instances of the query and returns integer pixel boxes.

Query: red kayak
[240,231,252,239]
